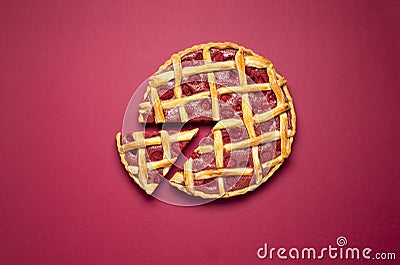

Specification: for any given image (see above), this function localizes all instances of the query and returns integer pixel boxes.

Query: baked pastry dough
[116,129,198,194]
[122,42,296,198]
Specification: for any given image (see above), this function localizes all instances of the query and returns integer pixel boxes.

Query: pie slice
[116,128,199,194]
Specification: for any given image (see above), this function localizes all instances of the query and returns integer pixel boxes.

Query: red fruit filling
[224,175,256,191]
[147,169,163,184]
[245,67,269,83]
[158,86,175,100]
[181,50,203,62]
[210,48,237,62]
[146,146,164,161]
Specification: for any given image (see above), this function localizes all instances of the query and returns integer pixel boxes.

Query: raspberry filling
[158,85,175,100]
[181,50,203,62]
[147,169,163,184]
[181,75,210,96]
[210,48,237,62]
[224,175,256,191]
[245,67,269,83]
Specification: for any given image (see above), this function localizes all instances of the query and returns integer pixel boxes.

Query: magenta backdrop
[1,0,399,264]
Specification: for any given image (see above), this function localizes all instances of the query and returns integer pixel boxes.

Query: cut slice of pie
[116,128,199,194]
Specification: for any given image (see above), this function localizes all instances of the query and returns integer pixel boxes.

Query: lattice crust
[139,42,290,125]
[116,129,198,194]
[137,42,297,199]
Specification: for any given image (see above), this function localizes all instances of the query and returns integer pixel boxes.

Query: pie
[120,42,296,199]
[116,129,198,194]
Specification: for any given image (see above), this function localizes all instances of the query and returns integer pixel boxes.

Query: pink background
[1,0,399,264]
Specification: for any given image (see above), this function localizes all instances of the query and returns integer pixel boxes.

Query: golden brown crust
[127,42,296,199]
[116,129,199,195]
[152,42,297,199]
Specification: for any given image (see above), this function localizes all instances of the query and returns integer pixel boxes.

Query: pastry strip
[133,132,148,188]
[120,129,198,152]
[171,54,189,122]
[150,61,236,87]
[194,168,254,180]
[236,49,263,184]
[139,81,285,111]
[203,48,220,121]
